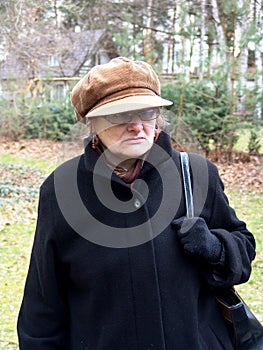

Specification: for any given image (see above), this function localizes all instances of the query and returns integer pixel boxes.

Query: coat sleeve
[17,180,67,349]
[200,160,256,289]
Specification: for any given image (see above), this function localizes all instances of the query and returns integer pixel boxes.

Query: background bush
[161,80,234,151]
[0,89,75,141]
[0,81,262,154]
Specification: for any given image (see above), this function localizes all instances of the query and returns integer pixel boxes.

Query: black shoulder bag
[180,151,263,350]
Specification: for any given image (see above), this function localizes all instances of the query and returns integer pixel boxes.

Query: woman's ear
[154,126,160,142]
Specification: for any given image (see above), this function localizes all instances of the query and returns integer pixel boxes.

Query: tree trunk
[171,5,177,73]
[143,0,155,65]
[211,0,228,64]
[228,1,237,161]
[199,0,207,79]
[254,0,262,121]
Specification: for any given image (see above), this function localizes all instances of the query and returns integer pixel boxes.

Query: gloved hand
[173,217,222,263]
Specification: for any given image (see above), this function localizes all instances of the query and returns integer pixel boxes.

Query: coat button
[134,199,141,208]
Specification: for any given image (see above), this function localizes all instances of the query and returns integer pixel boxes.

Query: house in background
[0,29,118,101]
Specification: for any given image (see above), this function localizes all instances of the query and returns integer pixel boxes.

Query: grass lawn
[0,151,262,349]
[0,224,35,349]
[234,127,263,153]
[0,153,53,349]
[226,191,263,321]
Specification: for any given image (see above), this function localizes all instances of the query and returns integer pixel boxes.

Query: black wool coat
[17,132,256,350]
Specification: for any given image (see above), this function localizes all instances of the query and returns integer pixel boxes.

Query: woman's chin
[115,146,151,160]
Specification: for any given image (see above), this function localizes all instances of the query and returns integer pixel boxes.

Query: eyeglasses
[103,108,160,124]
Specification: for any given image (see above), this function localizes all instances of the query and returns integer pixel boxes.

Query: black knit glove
[173,217,222,263]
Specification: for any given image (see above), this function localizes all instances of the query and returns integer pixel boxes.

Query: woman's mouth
[124,137,145,144]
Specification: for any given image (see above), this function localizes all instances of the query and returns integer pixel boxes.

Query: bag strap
[180,152,194,219]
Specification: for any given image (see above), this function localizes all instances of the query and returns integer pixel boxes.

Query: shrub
[0,92,76,141]
[248,130,261,154]
[161,80,233,151]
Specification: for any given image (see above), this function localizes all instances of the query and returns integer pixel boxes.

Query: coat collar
[83,131,175,182]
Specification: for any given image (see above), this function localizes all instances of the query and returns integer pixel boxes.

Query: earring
[92,134,99,149]
[154,126,160,142]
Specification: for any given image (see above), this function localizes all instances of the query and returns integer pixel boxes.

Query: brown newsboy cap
[70,57,173,121]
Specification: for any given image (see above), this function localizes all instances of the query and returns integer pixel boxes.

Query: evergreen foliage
[0,92,75,141]
[248,130,261,154]
[161,80,233,151]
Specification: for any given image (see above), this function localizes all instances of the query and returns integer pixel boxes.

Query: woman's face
[91,109,157,163]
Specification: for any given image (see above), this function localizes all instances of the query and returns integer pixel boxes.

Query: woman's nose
[127,116,144,131]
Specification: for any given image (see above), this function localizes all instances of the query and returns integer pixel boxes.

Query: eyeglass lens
[105,108,159,124]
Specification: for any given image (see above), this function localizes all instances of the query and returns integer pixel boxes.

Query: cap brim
[86,95,173,118]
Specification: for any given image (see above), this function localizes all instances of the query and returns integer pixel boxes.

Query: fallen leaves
[217,161,263,193]
[1,138,61,162]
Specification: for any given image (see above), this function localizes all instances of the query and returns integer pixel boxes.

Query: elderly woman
[17,57,255,350]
